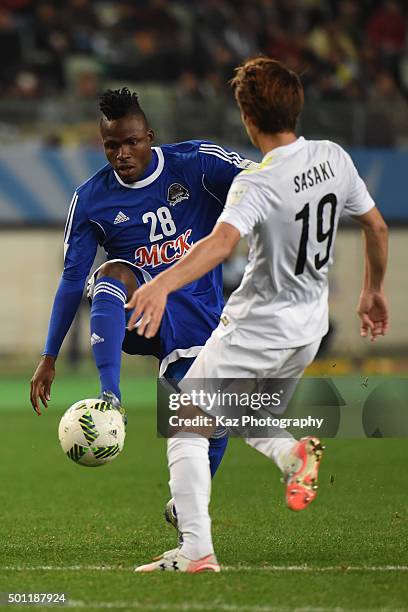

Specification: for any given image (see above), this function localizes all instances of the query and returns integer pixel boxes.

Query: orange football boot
[283,436,325,511]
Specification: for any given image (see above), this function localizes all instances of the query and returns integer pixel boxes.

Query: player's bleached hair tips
[231,56,304,134]
[99,87,148,124]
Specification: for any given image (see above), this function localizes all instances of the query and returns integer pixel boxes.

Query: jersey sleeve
[43,276,85,357]
[63,191,98,281]
[43,191,97,357]
[198,141,257,205]
[342,151,376,217]
[217,175,271,236]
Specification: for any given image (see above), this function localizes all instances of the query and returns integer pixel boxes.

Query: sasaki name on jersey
[134,229,193,268]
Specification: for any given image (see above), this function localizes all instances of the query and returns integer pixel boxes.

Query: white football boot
[135,548,220,573]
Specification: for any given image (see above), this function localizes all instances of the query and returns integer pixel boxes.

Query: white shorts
[176,325,322,427]
[183,324,321,380]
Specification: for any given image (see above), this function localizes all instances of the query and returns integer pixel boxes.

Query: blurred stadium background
[0,0,407,377]
[0,2,407,609]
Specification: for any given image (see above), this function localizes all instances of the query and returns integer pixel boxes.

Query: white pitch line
[1,565,408,573]
[0,565,129,572]
[225,565,408,572]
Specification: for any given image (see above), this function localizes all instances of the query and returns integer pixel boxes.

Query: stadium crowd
[0,0,407,147]
[0,0,407,103]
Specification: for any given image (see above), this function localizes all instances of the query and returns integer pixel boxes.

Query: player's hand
[126,278,169,338]
[30,355,56,416]
[357,290,389,342]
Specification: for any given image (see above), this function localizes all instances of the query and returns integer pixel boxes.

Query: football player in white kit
[127,57,389,572]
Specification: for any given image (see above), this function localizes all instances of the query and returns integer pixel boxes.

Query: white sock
[167,433,213,560]
[245,435,297,473]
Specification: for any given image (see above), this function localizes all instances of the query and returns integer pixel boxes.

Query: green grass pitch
[0,374,407,611]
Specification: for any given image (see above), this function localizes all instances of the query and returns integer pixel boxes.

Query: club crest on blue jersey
[167,183,190,206]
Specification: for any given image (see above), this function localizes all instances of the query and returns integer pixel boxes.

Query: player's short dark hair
[230,57,304,134]
[99,87,148,125]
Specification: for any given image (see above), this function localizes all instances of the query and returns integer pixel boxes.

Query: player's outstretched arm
[30,187,98,415]
[126,222,240,338]
[353,207,388,341]
[30,276,86,415]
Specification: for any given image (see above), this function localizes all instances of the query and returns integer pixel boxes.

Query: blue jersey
[46,140,253,369]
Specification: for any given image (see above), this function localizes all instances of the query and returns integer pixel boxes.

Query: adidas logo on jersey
[114,211,130,224]
[91,332,105,346]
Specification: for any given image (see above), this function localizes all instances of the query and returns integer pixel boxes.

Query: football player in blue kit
[29,88,254,510]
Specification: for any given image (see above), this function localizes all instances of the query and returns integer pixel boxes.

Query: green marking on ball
[92,444,120,459]
[78,411,99,444]
[67,444,88,462]
[93,401,111,412]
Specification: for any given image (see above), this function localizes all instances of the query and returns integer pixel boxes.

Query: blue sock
[208,432,228,477]
[90,276,127,401]
[164,357,229,478]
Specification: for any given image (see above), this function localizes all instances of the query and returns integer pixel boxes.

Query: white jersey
[217,136,375,348]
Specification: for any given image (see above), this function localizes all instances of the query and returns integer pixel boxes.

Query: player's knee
[97,262,136,292]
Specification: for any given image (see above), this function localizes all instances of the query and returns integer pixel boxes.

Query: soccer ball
[58,398,126,467]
